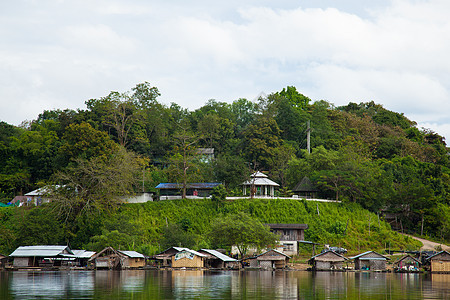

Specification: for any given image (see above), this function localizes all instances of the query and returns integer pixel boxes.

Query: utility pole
[306,120,311,154]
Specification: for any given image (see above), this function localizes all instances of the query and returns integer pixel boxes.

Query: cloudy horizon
[1,0,449,142]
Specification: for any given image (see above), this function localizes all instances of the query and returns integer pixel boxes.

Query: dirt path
[403,234,450,251]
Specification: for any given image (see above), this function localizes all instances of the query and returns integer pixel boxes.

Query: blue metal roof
[155,183,222,189]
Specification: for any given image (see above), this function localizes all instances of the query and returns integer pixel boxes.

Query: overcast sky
[1,0,449,142]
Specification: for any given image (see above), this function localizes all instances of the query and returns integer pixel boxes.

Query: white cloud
[0,0,449,142]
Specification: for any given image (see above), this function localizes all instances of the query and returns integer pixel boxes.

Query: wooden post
[421,214,424,236]
[316,203,320,216]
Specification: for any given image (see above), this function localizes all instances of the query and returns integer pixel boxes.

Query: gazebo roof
[242,177,279,187]
[251,171,268,178]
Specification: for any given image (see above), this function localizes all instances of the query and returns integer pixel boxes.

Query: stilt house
[308,250,347,270]
[198,249,239,269]
[427,250,450,273]
[248,249,290,270]
[394,254,421,272]
[350,251,390,271]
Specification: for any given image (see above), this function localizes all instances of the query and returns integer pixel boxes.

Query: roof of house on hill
[293,176,319,192]
[155,183,222,189]
[266,223,308,230]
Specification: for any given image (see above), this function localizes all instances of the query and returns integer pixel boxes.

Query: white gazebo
[242,171,280,197]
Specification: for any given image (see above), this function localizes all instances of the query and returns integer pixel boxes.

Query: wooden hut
[171,249,206,268]
[89,247,145,269]
[308,250,347,271]
[117,250,146,268]
[248,249,290,270]
[292,177,319,199]
[198,249,239,269]
[89,247,123,269]
[427,250,450,273]
[394,255,421,272]
[153,247,191,267]
[350,251,390,271]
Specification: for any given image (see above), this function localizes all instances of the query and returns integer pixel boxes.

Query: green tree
[50,146,146,222]
[277,86,311,110]
[209,212,279,257]
[160,223,199,250]
[166,123,199,198]
[242,117,281,170]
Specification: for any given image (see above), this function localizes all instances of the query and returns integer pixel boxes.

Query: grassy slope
[120,198,421,255]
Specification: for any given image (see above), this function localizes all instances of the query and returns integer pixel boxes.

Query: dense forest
[0,82,448,254]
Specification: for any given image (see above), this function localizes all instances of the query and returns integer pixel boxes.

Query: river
[0,270,449,299]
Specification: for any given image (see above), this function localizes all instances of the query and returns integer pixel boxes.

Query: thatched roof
[292,177,319,192]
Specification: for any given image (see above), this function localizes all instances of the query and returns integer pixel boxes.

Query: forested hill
[0,82,449,244]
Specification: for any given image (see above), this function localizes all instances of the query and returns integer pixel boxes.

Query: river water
[0,270,449,299]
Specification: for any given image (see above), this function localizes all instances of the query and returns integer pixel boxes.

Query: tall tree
[50,146,146,222]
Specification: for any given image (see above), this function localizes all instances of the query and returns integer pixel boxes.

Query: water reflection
[1,270,449,299]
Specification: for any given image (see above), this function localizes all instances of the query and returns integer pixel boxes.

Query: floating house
[72,250,96,267]
[171,249,206,268]
[155,183,222,200]
[198,249,239,269]
[117,250,146,268]
[394,255,421,272]
[427,250,450,273]
[89,247,145,269]
[248,249,291,270]
[242,172,279,197]
[267,223,308,256]
[292,176,319,199]
[9,245,75,268]
[308,250,348,271]
[350,251,390,271]
[154,247,190,267]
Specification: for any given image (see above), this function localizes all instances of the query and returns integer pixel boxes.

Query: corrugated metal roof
[173,247,190,252]
[24,185,63,196]
[200,249,237,262]
[309,250,347,260]
[118,250,145,258]
[155,183,222,189]
[427,250,450,261]
[10,245,72,257]
[350,251,389,260]
[255,249,291,259]
[72,250,96,258]
[177,249,207,257]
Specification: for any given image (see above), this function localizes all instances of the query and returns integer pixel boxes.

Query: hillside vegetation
[0,199,421,256]
[0,82,448,252]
